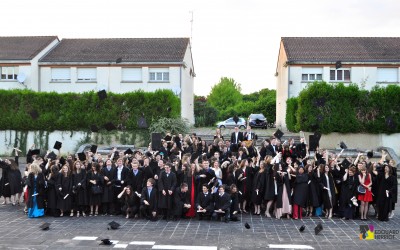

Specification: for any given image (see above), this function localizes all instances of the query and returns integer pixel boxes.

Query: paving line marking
[72,236,98,241]
[268,244,314,249]
[152,245,217,250]
[114,243,128,248]
[129,241,156,245]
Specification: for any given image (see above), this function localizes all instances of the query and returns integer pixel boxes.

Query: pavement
[1,195,400,250]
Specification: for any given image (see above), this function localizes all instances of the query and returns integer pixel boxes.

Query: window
[149,68,169,82]
[301,68,323,82]
[51,68,71,82]
[377,68,398,83]
[122,68,142,82]
[330,69,350,82]
[77,68,96,82]
[0,67,18,80]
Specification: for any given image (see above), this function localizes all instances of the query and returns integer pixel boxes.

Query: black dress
[26,173,46,210]
[320,173,336,209]
[56,173,73,211]
[263,164,275,201]
[158,171,177,210]
[377,173,396,221]
[235,167,253,203]
[46,174,58,213]
[307,171,321,207]
[339,174,358,219]
[101,166,115,203]
[72,170,88,207]
[87,171,103,206]
[0,160,11,197]
[292,173,309,207]
[251,169,265,205]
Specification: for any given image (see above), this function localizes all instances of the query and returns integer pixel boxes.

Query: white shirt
[117,166,123,181]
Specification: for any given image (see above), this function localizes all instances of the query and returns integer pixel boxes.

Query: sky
[2,0,400,96]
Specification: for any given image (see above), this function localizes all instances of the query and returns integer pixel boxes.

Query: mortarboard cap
[104,122,116,131]
[60,157,66,166]
[78,152,86,161]
[108,221,120,230]
[273,129,284,140]
[314,131,322,141]
[145,151,153,158]
[124,148,133,155]
[335,61,342,69]
[308,135,319,151]
[90,125,99,133]
[90,145,98,153]
[97,90,107,100]
[244,222,251,229]
[138,116,148,129]
[31,149,40,155]
[314,223,323,235]
[233,115,239,124]
[53,141,62,150]
[47,152,57,161]
[339,141,347,150]
[29,110,39,120]
[299,225,306,232]
[340,159,351,169]
[39,222,50,230]
[367,151,373,158]
[100,238,112,245]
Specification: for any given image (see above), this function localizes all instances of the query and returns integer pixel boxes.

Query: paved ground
[1,195,400,250]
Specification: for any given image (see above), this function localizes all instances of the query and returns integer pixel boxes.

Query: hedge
[286,81,400,134]
[0,89,180,131]
[286,97,298,132]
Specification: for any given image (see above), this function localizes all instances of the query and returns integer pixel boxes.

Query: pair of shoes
[70,212,74,217]
[89,212,93,216]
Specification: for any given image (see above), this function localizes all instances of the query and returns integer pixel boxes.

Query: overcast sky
[2,0,400,95]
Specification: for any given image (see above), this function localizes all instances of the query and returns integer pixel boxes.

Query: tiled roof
[282,37,400,63]
[40,38,190,63]
[0,36,58,60]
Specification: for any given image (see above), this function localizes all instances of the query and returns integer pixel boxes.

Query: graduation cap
[299,225,306,232]
[108,221,120,230]
[60,157,66,166]
[124,148,133,155]
[273,129,284,140]
[335,61,342,69]
[233,115,239,124]
[116,57,122,64]
[78,152,86,161]
[314,131,322,141]
[308,135,319,151]
[90,145,98,153]
[39,222,50,230]
[29,110,39,120]
[90,125,99,133]
[104,122,116,131]
[340,158,351,169]
[53,141,62,150]
[97,90,107,100]
[339,141,347,150]
[145,151,153,158]
[314,223,323,235]
[367,151,373,158]
[244,222,251,229]
[31,149,40,155]
[138,116,148,129]
[47,152,57,161]
[100,238,112,245]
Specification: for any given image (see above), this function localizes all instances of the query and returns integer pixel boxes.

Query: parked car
[247,114,268,129]
[216,117,246,129]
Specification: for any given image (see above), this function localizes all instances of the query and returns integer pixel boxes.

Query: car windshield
[250,114,265,120]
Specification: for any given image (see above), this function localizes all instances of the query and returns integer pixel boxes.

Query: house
[39,37,195,124]
[275,37,400,129]
[0,36,59,90]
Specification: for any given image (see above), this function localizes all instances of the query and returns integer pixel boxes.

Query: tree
[207,77,242,114]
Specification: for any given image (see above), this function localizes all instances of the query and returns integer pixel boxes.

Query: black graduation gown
[27,173,46,209]
[320,173,337,209]
[235,167,253,202]
[196,168,216,193]
[127,169,144,193]
[196,192,213,212]
[141,186,158,212]
[307,171,321,207]
[0,160,11,197]
[275,173,291,208]
[87,171,103,205]
[377,173,396,221]
[101,166,116,203]
[46,174,58,210]
[141,165,154,187]
[72,171,88,206]
[9,168,22,195]
[251,169,265,205]
[264,164,275,201]
[230,192,240,214]
[293,173,309,207]
[56,173,73,211]
[158,171,177,209]
[173,187,190,216]
[213,192,231,211]
[339,174,358,213]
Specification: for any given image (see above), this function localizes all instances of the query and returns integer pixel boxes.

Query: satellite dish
[17,73,26,84]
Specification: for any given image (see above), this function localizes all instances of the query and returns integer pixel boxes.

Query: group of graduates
[0,126,398,223]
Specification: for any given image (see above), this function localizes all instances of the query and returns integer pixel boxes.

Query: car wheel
[220,125,225,129]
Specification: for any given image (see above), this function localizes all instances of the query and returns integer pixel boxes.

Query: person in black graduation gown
[340,166,358,220]
[101,159,115,215]
[229,184,240,221]
[235,159,253,213]
[0,158,22,205]
[376,164,397,221]
[318,164,336,218]
[183,162,198,218]
[196,184,213,220]
[306,164,321,217]
[118,185,140,219]
[46,165,59,216]
[252,161,265,215]
[87,163,103,216]
[140,178,158,220]
[172,183,191,220]
[113,158,130,215]
[0,158,12,204]
[56,165,73,216]
[127,161,144,194]
[26,163,46,218]
[158,163,177,220]
[141,157,154,187]
[72,161,87,217]
[212,185,231,222]
[196,159,216,194]
[292,166,309,219]
[263,156,275,217]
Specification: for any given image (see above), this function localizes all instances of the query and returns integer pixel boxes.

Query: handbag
[357,185,366,194]
[91,185,103,194]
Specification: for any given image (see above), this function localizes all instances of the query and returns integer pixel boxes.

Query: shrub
[286,97,298,132]
[148,117,191,136]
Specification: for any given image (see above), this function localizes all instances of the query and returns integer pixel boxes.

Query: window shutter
[77,68,96,81]
[122,68,142,81]
[51,68,70,81]
[377,68,398,82]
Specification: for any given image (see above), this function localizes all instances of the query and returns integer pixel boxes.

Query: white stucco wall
[180,46,195,124]
[275,42,288,129]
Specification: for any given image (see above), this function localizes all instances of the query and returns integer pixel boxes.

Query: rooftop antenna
[189,10,194,47]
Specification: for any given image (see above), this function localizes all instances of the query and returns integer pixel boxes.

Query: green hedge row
[0,89,180,131]
[286,81,400,133]
[286,97,298,132]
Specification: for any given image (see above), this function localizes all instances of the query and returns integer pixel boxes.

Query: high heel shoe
[77,212,80,218]
[95,211,98,216]
[82,212,86,217]
[265,212,271,218]
[89,211,93,216]
[60,212,64,217]
[70,211,74,217]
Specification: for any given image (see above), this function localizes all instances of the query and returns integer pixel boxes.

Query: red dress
[185,175,196,217]
[358,174,373,202]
